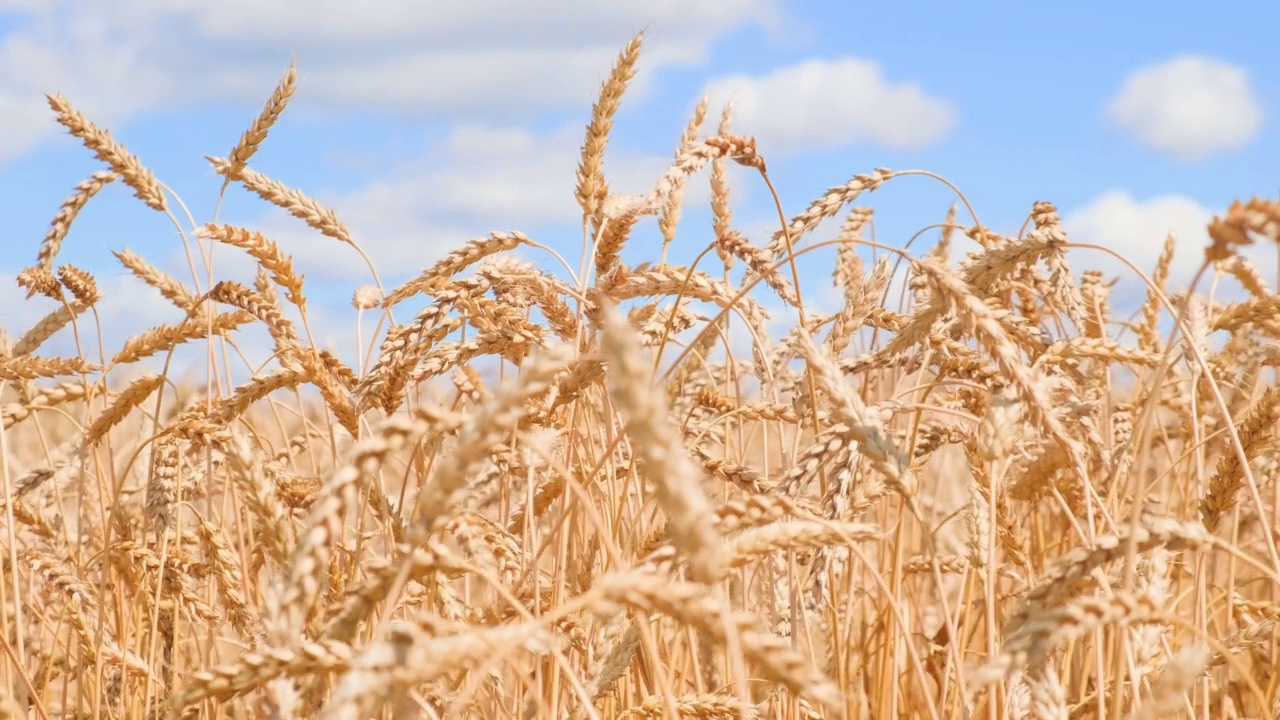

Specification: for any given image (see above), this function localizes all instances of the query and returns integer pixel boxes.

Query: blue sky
[0,1,1274,377]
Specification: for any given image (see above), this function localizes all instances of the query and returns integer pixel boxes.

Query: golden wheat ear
[224,61,298,181]
[47,93,167,212]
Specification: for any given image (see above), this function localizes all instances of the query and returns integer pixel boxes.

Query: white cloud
[0,1,782,161]
[136,0,777,48]
[1065,191,1210,288]
[0,13,180,162]
[701,57,954,154]
[1107,56,1262,161]
[1063,190,1272,304]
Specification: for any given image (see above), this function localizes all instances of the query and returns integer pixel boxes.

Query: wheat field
[2,33,1280,720]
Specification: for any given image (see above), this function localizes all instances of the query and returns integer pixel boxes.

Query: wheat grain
[46,94,167,212]
[576,32,643,225]
[224,62,297,180]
